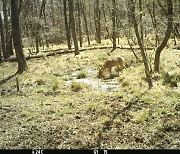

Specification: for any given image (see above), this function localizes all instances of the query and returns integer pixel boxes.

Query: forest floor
[0,45,180,149]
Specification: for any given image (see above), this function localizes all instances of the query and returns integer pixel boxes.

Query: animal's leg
[117,66,120,72]
[109,68,112,74]
[108,67,112,78]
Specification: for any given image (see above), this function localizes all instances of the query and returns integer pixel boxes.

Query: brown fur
[98,57,125,78]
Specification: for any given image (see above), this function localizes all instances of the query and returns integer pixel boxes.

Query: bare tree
[146,1,160,47]
[3,0,10,58]
[111,0,116,52]
[63,0,71,50]
[81,0,90,46]
[138,0,143,43]
[0,49,2,63]
[94,0,101,43]
[130,0,153,89]
[68,0,79,55]
[0,13,6,62]
[77,0,83,47]
[154,0,173,72]
[11,0,27,73]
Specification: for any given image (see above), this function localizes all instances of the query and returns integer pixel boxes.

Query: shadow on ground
[0,73,16,86]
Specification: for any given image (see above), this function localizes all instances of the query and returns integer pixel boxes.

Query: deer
[97,57,125,78]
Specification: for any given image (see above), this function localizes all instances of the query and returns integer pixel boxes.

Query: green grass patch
[133,109,149,124]
[51,79,60,91]
[77,70,87,79]
[71,82,83,92]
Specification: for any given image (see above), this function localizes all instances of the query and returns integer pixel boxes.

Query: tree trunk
[9,31,14,56]
[50,0,55,27]
[146,2,159,47]
[77,0,83,47]
[68,0,79,55]
[111,0,116,52]
[139,0,144,43]
[35,35,39,54]
[102,4,112,42]
[63,0,71,50]
[0,46,2,63]
[39,0,46,19]
[94,0,101,43]
[152,2,159,47]
[81,1,90,46]
[154,0,173,72]
[3,0,10,59]
[39,0,47,26]
[130,0,153,89]
[0,13,6,61]
[11,0,27,74]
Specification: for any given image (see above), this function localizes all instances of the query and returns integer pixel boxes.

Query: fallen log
[4,46,154,62]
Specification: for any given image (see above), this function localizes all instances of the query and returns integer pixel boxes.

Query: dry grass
[0,41,180,149]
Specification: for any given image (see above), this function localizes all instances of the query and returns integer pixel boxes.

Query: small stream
[65,69,121,92]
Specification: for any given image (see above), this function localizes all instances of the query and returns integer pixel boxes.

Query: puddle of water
[66,69,120,92]
[71,69,97,78]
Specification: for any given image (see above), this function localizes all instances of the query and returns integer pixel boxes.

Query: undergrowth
[0,44,179,149]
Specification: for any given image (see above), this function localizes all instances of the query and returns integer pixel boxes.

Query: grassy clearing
[0,43,180,149]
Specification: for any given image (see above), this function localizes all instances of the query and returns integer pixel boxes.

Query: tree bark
[3,0,10,59]
[63,0,71,50]
[0,47,2,63]
[146,2,159,47]
[130,0,153,89]
[68,0,79,55]
[77,0,83,47]
[111,0,116,52]
[39,0,46,19]
[0,13,6,62]
[35,35,39,54]
[94,0,101,43]
[11,0,27,74]
[81,0,90,46]
[9,31,14,56]
[154,0,173,72]
[139,0,144,43]
[102,4,112,42]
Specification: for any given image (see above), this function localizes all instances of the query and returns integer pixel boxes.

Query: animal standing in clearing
[98,57,125,78]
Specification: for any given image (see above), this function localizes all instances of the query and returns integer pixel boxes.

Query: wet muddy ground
[66,69,121,92]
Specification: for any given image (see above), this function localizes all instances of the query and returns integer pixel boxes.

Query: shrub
[77,70,87,79]
[52,79,59,91]
[71,82,82,92]
[133,109,149,124]
[163,72,180,87]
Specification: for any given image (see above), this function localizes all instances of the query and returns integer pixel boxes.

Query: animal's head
[117,57,126,69]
